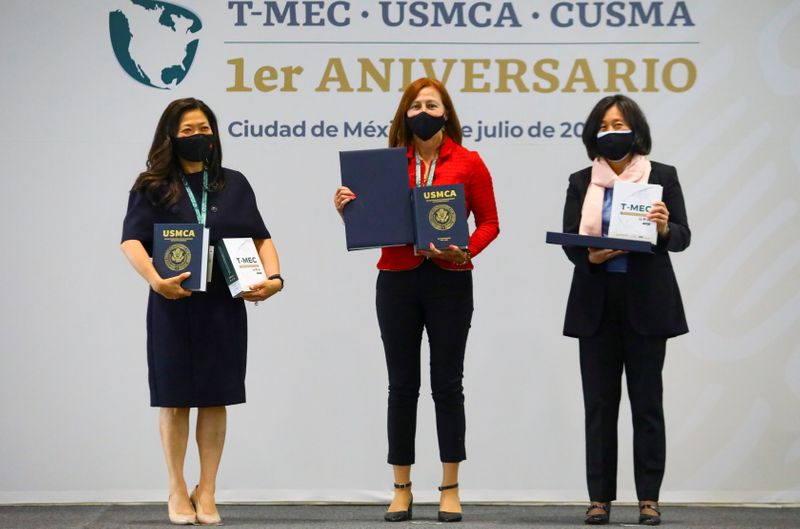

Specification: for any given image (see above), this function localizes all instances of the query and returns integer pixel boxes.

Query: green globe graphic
[109,0,202,89]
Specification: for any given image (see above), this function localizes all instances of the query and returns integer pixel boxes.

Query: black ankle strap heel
[384,482,412,522]
[437,483,462,523]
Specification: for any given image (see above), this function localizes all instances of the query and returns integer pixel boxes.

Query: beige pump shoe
[191,486,223,526]
[167,494,197,525]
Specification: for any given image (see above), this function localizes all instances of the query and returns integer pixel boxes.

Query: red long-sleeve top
[377,137,500,271]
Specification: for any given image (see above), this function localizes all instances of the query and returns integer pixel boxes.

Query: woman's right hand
[587,248,627,264]
[333,186,356,216]
[151,272,193,300]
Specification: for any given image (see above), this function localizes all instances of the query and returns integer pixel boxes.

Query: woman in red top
[334,77,499,523]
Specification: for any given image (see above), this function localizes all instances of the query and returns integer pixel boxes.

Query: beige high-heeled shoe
[167,494,197,525]
[191,485,223,526]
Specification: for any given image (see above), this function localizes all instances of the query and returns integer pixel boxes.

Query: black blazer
[562,161,690,338]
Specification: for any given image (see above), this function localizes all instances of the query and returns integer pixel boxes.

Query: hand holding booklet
[412,184,469,252]
[216,238,265,297]
[546,181,662,253]
[338,147,414,250]
[607,181,663,244]
[153,223,209,291]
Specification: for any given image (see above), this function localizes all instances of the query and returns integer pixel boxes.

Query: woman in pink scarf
[561,95,690,526]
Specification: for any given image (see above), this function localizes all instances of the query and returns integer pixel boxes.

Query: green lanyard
[181,169,208,225]
[414,151,438,187]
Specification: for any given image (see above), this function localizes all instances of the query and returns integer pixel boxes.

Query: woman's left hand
[240,278,282,303]
[418,244,470,265]
[648,200,670,237]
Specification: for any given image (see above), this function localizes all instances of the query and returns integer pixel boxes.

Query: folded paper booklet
[339,147,414,250]
[545,232,653,253]
[216,238,265,297]
[153,223,209,291]
[412,184,469,252]
[608,181,663,244]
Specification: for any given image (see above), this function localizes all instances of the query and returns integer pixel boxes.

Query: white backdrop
[0,0,798,504]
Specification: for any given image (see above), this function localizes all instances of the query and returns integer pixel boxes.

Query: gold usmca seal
[164,243,192,271]
[429,204,456,231]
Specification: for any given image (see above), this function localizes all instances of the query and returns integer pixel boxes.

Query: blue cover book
[153,223,210,291]
[339,147,414,250]
[545,231,653,253]
[412,184,470,252]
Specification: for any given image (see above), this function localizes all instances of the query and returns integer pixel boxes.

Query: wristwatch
[268,274,284,291]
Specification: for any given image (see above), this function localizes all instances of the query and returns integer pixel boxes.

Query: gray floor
[0,504,797,529]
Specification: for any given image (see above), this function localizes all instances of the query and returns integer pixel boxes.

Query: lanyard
[181,169,208,225]
[414,151,438,187]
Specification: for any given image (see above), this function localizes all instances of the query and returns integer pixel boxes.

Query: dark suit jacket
[562,161,690,338]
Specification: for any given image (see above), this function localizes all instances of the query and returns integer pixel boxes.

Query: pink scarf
[579,154,652,236]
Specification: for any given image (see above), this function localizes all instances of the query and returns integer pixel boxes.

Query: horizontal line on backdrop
[223,41,701,46]
[1,489,796,505]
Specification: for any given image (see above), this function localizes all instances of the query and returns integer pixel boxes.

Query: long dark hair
[133,98,224,207]
[388,77,463,147]
[581,94,652,161]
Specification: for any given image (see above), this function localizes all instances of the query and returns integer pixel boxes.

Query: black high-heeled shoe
[384,482,412,522]
[584,502,610,525]
[437,483,462,523]
[639,503,661,525]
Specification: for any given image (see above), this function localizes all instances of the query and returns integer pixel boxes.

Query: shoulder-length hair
[388,78,462,147]
[132,97,224,207]
[581,94,652,161]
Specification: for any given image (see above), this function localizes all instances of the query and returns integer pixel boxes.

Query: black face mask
[596,130,634,162]
[406,112,446,141]
[173,133,216,162]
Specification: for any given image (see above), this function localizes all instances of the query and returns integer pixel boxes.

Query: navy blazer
[562,161,690,338]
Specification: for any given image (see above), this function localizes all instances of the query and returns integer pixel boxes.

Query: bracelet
[268,273,284,291]
[455,249,471,266]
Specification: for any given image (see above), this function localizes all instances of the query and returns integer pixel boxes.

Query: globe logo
[109,0,202,89]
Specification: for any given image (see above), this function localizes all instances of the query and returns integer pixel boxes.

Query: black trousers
[578,274,667,502]
[376,260,473,465]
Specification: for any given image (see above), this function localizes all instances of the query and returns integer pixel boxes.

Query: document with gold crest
[153,223,209,291]
[412,184,469,252]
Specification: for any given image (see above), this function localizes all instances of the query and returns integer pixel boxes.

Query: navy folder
[412,184,470,251]
[153,223,209,291]
[545,231,653,253]
[339,147,414,250]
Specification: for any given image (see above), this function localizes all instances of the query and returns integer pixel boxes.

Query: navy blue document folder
[545,232,653,253]
[339,147,414,250]
[153,223,209,291]
[412,184,469,251]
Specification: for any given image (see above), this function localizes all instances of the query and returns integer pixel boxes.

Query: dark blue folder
[153,223,209,291]
[545,231,653,253]
[412,184,469,251]
[339,147,414,250]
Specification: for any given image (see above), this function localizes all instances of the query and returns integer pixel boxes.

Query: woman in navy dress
[121,98,283,525]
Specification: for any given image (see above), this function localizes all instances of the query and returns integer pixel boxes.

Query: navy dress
[122,168,270,407]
